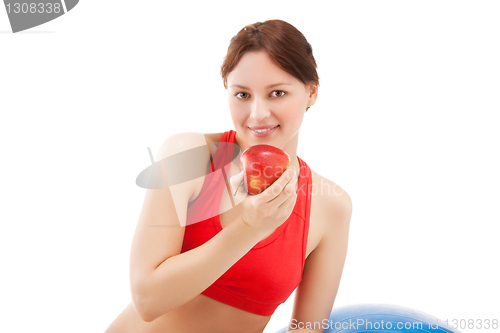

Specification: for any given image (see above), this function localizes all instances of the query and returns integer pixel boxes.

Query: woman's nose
[250,99,271,122]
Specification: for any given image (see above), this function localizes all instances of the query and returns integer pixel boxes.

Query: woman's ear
[306,83,319,110]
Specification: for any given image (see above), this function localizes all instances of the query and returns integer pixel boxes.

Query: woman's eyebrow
[230,82,292,89]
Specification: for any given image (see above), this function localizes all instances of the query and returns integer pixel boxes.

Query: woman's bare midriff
[105,294,272,333]
[105,132,326,333]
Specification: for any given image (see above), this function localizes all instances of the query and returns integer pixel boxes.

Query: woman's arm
[286,184,352,333]
[129,132,266,322]
[139,215,263,322]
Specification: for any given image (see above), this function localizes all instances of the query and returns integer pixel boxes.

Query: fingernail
[288,168,295,175]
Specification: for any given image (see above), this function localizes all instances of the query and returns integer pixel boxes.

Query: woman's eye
[235,92,249,99]
[272,90,286,97]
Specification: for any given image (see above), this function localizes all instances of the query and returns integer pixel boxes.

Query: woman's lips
[248,125,279,137]
[248,125,278,130]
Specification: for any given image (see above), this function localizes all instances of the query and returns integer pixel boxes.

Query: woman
[105,19,352,333]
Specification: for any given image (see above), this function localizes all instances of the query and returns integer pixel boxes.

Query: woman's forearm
[139,215,263,321]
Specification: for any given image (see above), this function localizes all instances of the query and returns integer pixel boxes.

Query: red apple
[239,144,290,195]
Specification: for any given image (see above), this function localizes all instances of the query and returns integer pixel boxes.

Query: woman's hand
[229,167,298,238]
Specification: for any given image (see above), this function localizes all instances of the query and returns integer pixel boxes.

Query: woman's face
[227,50,318,151]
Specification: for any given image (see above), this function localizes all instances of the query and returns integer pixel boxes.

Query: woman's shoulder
[203,132,223,143]
[156,132,220,203]
[303,167,352,254]
[156,132,222,158]
[157,132,207,155]
[309,168,352,225]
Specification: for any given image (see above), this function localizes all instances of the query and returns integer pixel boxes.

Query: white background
[1,1,499,332]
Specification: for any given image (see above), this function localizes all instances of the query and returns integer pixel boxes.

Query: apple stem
[233,179,244,196]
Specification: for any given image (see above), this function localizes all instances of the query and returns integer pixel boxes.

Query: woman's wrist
[231,215,267,245]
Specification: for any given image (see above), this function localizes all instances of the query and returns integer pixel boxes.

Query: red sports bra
[180,130,312,316]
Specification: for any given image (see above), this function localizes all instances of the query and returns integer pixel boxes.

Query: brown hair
[220,19,320,96]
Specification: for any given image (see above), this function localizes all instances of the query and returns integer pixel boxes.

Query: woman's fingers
[260,168,296,204]
[281,190,297,211]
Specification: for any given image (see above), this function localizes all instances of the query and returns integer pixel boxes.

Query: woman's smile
[248,125,279,137]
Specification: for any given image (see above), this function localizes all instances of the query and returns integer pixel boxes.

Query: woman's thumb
[231,168,244,180]
[230,169,246,196]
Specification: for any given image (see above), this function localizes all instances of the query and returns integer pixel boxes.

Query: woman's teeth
[252,126,277,133]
